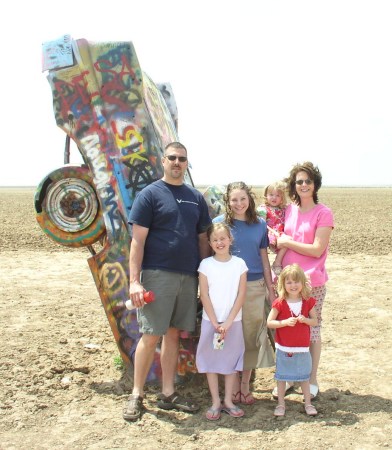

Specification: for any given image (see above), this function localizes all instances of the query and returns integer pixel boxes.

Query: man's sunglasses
[164,155,188,162]
[295,179,313,186]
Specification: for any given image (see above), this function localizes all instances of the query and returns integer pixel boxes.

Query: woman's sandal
[273,405,286,417]
[123,395,143,421]
[232,391,241,404]
[157,391,199,412]
[305,404,318,416]
[240,392,255,405]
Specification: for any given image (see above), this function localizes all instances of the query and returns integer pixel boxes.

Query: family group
[123,141,334,421]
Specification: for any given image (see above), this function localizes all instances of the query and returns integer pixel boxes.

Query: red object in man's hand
[125,291,155,310]
[143,291,155,303]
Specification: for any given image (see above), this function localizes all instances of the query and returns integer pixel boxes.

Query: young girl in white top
[196,223,248,421]
[267,264,318,417]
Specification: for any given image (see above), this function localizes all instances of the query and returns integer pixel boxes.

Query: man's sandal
[157,391,200,412]
[123,395,143,421]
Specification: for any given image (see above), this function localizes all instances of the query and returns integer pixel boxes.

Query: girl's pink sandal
[305,404,318,416]
[274,405,286,417]
[221,405,244,417]
[206,406,221,421]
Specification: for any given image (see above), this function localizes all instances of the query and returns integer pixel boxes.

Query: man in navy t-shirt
[123,142,211,421]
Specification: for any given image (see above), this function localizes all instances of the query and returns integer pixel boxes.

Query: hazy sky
[2,0,392,187]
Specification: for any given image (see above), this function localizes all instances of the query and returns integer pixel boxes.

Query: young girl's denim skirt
[275,348,312,382]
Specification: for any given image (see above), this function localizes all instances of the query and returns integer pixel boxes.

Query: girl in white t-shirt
[196,223,248,421]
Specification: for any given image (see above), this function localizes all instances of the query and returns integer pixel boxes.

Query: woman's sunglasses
[295,179,313,185]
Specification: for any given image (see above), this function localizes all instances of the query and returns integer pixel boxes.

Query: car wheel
[35,165,105,247]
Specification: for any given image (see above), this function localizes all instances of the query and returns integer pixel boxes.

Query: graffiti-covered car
[35,35,197,382]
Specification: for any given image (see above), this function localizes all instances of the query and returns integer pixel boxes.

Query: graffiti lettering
[111,121,147,165]
[100,185,122,234]
[99,261,139,359]
[94,46,139,88]
[94,46,142,110]
[126,161,156,198]
[81,134,110,191]
[52,72,92,127]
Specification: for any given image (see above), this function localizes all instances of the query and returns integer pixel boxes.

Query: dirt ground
[1,187,392,450]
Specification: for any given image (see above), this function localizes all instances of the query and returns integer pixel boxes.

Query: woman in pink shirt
[275,162,334,400]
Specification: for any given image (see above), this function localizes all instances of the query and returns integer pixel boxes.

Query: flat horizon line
[1,184,391,189]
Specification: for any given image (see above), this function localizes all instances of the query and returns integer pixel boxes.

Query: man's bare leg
[132,333,161,397]
[160,327,180,396]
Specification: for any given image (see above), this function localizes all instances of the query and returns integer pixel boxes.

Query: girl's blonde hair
[277,264,312,300]
[263,180,288,208]
[206,222,232,242]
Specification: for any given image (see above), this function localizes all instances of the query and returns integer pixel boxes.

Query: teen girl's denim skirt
[275,348,312,382]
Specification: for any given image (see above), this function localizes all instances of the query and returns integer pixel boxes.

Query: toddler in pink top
[257,181,288,275]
